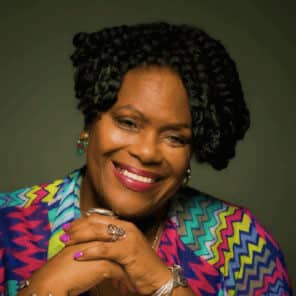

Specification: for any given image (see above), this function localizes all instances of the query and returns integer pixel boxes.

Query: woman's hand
[62,213,172,295]
[18,241,134,296]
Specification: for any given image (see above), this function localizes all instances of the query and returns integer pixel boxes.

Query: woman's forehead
[113,66,192,123]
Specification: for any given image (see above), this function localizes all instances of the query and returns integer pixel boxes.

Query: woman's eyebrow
[161,123,191,130]
[113,104,191,130]
[112,104,150,123]
[113,104,142,114]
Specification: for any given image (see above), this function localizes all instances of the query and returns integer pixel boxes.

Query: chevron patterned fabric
[0,169,292,295]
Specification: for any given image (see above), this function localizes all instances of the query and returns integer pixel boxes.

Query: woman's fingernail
[62,223,71,231]
[73,251,83,260]
[60,233,70,243]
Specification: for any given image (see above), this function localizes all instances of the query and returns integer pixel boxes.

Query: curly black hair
[70,22,250,170]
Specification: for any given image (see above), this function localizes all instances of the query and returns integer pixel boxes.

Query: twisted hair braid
[70,22,250,170]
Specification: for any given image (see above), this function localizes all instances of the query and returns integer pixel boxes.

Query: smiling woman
[81,66,192,220]
[0,22,292,296]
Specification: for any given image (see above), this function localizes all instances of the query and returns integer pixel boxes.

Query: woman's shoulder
[0,169,82,210]
[170,186,282,252]
[170,185,245,223]
[168,186,292,294]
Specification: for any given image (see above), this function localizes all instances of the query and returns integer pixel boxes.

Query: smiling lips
[112,162,161,192]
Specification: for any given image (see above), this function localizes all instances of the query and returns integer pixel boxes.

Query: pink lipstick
[112,162,160,192]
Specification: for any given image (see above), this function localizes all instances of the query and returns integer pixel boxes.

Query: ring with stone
[85,208,117,217]
[107,224,126,241]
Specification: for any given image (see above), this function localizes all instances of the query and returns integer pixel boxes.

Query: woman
[0,22,292,295]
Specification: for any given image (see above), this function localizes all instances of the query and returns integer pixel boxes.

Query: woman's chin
[113,208,149,221]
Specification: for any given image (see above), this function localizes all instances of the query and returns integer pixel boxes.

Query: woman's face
[82,66,192,220]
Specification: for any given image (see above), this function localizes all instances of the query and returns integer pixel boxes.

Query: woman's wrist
[149,266,172,295]
[17,274,68,296]
[151,264,188,296]
[170,286,196,296]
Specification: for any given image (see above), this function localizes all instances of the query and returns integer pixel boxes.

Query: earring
[76,132,89,156]
[182,168,191,187]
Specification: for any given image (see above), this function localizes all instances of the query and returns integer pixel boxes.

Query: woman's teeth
[118,168,155,183]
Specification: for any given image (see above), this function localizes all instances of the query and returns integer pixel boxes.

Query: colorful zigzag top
[0,169,292,295]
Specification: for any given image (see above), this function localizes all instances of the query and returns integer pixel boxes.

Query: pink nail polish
[73,251,83,260]
[62,223,71,231]
[60,233,70,243]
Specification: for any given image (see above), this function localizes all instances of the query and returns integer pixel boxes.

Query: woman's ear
[76,130,89,155]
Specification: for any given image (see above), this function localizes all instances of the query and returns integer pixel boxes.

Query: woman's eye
[115,117,138,130]
[166,135,188,146]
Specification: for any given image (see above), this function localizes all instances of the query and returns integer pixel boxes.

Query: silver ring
[19,281,52,295]
[85,208,117,217]
[107,224,126,241]
[19,280,30,289]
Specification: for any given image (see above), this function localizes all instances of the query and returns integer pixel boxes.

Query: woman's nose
[128,133,162,165]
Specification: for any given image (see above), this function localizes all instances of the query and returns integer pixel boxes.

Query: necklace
[151,223,162,250]
[94,223,162,296]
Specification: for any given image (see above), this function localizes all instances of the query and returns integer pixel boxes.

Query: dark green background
[0,0,295,290]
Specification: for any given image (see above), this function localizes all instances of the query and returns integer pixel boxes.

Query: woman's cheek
[109,129,131,145]
[162,144,191,165]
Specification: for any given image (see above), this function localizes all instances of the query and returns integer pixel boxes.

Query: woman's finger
[72,240,127,263]
[95,260,135,292]
[67,259,135,295]
[61,213,133,246]
[61,214,124,244]
[73,240,170,295]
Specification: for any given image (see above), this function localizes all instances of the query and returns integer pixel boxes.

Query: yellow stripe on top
[48,229,65,259]
[223,214,251,277]
[24,180,63,207]
[208,206,236,266]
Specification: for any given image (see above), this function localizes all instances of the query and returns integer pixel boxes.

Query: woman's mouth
[112,161,161,192]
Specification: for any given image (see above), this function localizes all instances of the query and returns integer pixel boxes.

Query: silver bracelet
[151,264,187,296]
[19,279,53,296]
